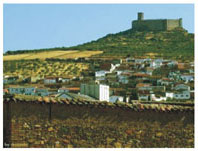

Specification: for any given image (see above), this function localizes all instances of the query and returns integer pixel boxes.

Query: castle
[132,12,183,31]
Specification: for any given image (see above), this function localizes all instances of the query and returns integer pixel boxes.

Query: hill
[4,28,194,60]
[67,28,194,60]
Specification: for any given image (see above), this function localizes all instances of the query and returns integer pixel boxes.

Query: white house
[166,92,174,99]
[80,83,109,101]
[167,60,178,67]
[116,71,123,76]
[44,77,58,84]
[157,78,174,86]
[9,87,24,94]
[150,94,167,101]
[138,94,150,101]
[173,91,190,100]
[8,87,36,95]
[58,88,69,93]
[135,59,145,64]
[95,70,108,77]
[24,87,36,95]
[3,76,18,84]
[150,59,163,69]
[118,75,129,84]
[180,75,194,83]
[174,84,190,91]
[59,77,71,83]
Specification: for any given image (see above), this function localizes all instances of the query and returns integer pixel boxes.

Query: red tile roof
[100,63,111,70]
[3,89,9,93]
[136,83,151,88]
[65,87,80,91]
[3,95,194,112]
[133,73,149,77]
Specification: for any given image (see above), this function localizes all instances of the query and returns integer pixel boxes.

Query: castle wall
[132,19,182,31]
[132,19,167,31]
[166,19,181,30]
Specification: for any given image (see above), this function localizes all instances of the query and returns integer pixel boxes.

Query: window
[186,95,189,97]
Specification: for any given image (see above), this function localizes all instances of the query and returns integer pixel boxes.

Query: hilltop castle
[132,12,183,31]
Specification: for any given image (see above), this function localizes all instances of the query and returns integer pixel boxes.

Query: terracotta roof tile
[3,95,194,113]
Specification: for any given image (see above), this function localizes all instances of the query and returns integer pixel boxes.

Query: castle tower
[179,18,183,27]
[138,12,144,21]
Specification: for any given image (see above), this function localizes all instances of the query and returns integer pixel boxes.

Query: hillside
[68,28,194,60]
[3,59,89,78]
[4,28,194,60]
[3,50,103,61]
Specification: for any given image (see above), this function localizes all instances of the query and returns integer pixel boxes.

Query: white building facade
[80,84,109,101]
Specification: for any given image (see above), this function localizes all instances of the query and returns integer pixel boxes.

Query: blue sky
[3,4,194,52]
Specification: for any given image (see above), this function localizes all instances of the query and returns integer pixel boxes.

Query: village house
[177,63,187,70]
[145,67,154,75]
[180,74,194,83]
[58,88,70,93]
[167,60,178,67]
[9,87,25,94]
[115,65,131,75]
[137,90,150,101]
[24,87,36,95]
[58,77,72,83]
[44,77,59,84]
[151,93,167,101]
[60,87,80,93]
[35,88,49,96]
[136,82,165,92]
[150,59,163,69]
[8,86,36,95]
[166,90,191,100]
[125,57,135,63]
[135,58,146,64]
[132,73,150,80]
[80,83,109,101]
[173,90,191,100]
[136,83,151,89]
[118,72,131,84]
[95,70,108,78]
[29,76,41,83]
[157,78,174,86]
[3,76,18,84]
[174,84,190,91]
[165,92,174,99]
[95,63,120,79]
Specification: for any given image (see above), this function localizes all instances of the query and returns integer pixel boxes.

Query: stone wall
[132,19,182,31]
[167,19,182,30]
[4,100,194,148]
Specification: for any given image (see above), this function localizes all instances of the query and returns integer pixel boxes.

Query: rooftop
[3,94,194,113]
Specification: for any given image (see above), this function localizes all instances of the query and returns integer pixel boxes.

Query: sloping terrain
[68,28,194,59]
[3,50,103,61]
[4,28,194,60]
